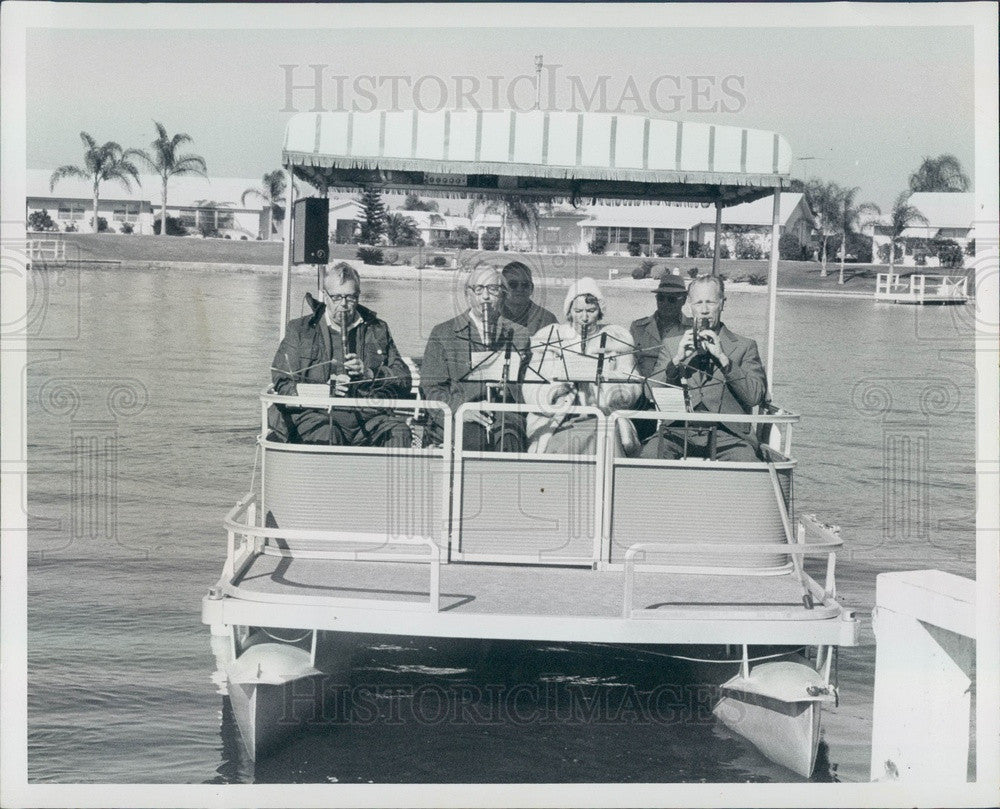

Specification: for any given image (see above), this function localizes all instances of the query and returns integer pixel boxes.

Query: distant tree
[833,187,880,284]
[356,187,388,244]
[153,215,187,236]
[49,132,143,233]
[242,170,289,239]
[908,154,971,193]
[298,166,335,198]
[385,212,422,246]
[136,122,207,238]
[468,195,540,251]
[802,179,843,276]
[193,199,233,238]
[402,192,438,212]
[27,209,56,232]
[884,191,929,274]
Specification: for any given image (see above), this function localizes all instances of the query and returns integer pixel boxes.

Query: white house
[27,169,270,238]
[870,192,975,266]
[577,193,815,257]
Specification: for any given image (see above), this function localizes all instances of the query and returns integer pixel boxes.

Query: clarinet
[481,302,494,441]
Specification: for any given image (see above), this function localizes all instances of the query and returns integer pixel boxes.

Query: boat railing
[218,490,442,611]
[259,392,453,559]
[248,392,803,571]
[622,513,842,619]
[452,401,609,565]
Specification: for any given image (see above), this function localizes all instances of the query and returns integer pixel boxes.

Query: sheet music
[465,350,521,382]
[551,352,634,382]
[649,385,688,412]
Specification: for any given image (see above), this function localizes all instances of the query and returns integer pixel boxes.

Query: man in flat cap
[629,271,691,440]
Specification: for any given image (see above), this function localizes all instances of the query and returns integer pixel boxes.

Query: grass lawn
[51,233,972,294]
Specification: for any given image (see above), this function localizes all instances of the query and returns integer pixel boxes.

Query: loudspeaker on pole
[292,197,330,264]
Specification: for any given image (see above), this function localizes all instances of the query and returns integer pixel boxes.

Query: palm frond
[49,164,88,191]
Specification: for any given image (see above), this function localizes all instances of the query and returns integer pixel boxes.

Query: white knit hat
[562,277,606,321]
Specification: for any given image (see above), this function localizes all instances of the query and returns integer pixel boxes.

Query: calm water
[25,267,976,783]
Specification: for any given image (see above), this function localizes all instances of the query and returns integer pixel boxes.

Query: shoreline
[38,258,883,299]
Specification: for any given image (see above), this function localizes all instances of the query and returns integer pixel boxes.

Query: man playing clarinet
[421,266,531,451]
[269,262,412,446]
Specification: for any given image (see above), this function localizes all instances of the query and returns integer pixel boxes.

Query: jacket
[629,313,688,379]
[420,311,531,415]
[663,322,767,435]
[269,294,411,442]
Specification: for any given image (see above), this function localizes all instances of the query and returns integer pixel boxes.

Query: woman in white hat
[523,277,642,455]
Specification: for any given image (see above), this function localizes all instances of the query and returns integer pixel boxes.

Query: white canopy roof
[283,110,792,206]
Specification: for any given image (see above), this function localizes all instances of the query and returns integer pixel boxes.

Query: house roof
[907,192,975,229]
[578,193,809,230]
[27,169,270,210]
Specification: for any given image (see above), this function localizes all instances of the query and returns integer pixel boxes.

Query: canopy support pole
[711,202,722,275]
[278,164,295,340]
[765,187,781,392]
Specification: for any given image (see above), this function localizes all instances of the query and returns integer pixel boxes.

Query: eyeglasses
[325,291,359,304]
[506,281,532,290]
[467,284,504,295]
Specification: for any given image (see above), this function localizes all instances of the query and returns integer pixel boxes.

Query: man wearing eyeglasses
[500,260,557,335]
[421,266,531,451]
[269,262,412,446]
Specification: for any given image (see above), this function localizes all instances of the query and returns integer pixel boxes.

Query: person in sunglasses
[500,260,558,335]
[269,262,412,446]
[629,271,691,441]
[629,271,691,379]
[421,265,532,451]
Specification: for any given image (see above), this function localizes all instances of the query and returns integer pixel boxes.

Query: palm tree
[804,179,842,277]
[49,132,143,233]
[136,122,207,237]
[908,154,971,193]
[385,212,421,246]
[242,170,290,240]
[833,187,880,284]
[468,195,540,251]
[884,191,929,273]
[297,165,335,198]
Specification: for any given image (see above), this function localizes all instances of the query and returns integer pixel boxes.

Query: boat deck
[203,554,859,646]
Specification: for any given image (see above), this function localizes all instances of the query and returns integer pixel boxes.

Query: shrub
[240,236,248,241]
[63,222,78,233]
[779,233,808,261]
[28,209,57,231]
[153,216,187,236]
[734,235,763,260]
[654,243,671,258]
[90,216,109,233]
[481,230,500,251]
[119,222,134,235]
[440,227,476,249]
[965,238,975,256]
[877,243,903,263]
[431,255,448,267]
[631,259,656,280]
[932,238,964,269]
[746,273,768,286]
[356,246,384,265]
[627,240,644,257]
[587,235,607,255]
[687,267,699,278]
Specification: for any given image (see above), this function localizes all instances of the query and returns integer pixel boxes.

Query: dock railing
[26,238,66,264]
[875,273,969,302]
